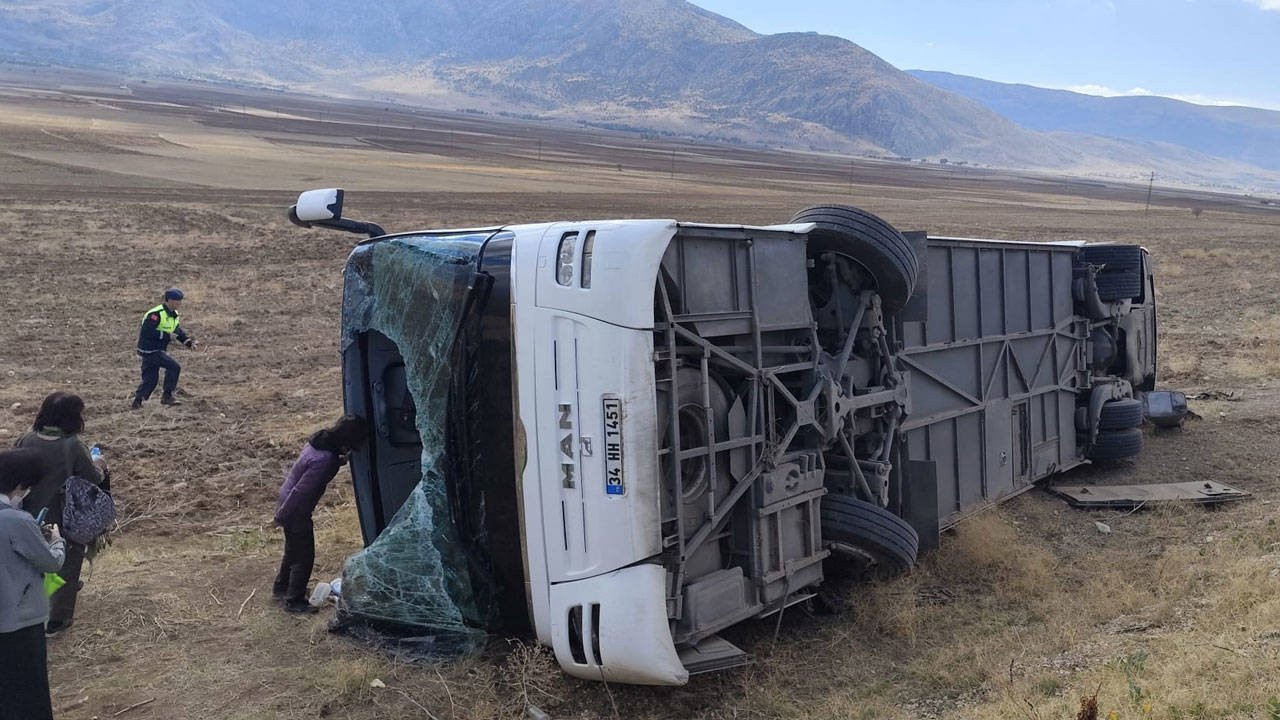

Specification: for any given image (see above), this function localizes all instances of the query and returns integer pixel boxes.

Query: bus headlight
[557,232,578,286]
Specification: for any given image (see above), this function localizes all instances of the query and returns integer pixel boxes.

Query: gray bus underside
[652,226,1143,654]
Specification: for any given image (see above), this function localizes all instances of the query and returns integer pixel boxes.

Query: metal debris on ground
[1052,481,1250,509]
[1188,389,1243,401]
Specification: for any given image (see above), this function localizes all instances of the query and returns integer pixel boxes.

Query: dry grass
[1,74,1278,719]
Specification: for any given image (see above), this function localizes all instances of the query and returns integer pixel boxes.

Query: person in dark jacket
[273,415,369,613]
[0,448,66,720]
[131,287,201,409]
[14,392,106,635]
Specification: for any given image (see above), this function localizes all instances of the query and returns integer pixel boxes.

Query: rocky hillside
[0,0,1066,163]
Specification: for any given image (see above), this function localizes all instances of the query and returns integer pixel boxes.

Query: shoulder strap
[61,436,76,480]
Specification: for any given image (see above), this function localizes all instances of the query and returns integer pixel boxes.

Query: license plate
[602,396,625,496]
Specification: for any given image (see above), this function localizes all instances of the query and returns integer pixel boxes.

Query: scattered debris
[370,678,386,689]
[59,697,88,712]
[527,705,552,720]
[1188,389,1243,401]
[1104,617,1157,634]
[1094,521,1112,534]
[916,585,959,605]
[1142,390,1188,428]
[1053,481,1250,509]
[237,588,257,618]
[309,581,333,607]
[113,698,156,716]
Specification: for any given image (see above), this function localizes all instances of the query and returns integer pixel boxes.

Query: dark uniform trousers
[136,351,181,400]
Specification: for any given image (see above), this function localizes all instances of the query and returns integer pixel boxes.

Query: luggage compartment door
[984,400,1015,500]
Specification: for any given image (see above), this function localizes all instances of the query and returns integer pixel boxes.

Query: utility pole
[670,149,676,179]
[1144,171,1155,215]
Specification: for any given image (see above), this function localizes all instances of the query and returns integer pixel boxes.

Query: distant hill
[910,70,1280,173]
[0,0,1065,164]
[1,0,1277,190]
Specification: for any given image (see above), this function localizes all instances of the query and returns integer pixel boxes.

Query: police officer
[131,288,200,409]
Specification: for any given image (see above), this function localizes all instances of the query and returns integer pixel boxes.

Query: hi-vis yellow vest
[144,305,180,334]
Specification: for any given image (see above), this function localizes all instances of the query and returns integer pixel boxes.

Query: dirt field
[3,66,1280,720]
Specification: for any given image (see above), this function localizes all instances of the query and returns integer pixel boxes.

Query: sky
[690,0,1280,110]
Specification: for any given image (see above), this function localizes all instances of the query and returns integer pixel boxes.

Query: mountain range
[910,70,1280,174]
[1,0,1277,191]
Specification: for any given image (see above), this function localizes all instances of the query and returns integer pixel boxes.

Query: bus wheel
[791,205,918,314]
[1088,427,1144,461]
[821,493,918,577]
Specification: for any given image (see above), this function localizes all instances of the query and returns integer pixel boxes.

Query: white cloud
[1067,84,1150,97]
[1062,84,1278,109]
[1243,0,1280,10]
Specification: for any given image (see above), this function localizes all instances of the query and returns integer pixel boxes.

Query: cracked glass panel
[337,233,494,653]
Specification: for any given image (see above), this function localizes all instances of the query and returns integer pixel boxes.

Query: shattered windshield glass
[337,232,496,653]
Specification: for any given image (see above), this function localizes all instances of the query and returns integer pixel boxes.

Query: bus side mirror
[290,188,344,225]
[287,188,386,238]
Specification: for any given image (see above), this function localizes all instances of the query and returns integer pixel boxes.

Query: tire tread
[820,494,919,574]
[1087,427,1144,461]
[1098,398,1143,430]
[791,205,918,313]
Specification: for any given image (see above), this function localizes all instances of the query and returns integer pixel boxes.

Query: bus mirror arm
[288,205,386,238]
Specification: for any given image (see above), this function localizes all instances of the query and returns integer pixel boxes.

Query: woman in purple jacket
[273,415,368,613]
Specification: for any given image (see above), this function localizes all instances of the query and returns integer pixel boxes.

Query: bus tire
[791,205,918,314]
[820,494,918,576]
[1098,398,1143,431]
[1087,428,1144,461]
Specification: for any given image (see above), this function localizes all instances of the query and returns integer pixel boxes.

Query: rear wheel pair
[1088,398,1144,461]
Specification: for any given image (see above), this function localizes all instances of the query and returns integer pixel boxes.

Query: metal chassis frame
[653,231,907,624]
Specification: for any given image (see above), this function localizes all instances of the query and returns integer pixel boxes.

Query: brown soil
[1,66,1278,720]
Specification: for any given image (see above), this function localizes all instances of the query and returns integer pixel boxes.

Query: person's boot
[160,393,182,406]
[283,598,318,614]
[130,396,143,410]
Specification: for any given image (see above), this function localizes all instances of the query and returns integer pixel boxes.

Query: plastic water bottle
[90,446,102,461]
[309,582,333,607]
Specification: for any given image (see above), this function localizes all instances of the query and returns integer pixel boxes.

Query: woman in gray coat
[0,448,66,720]
[15,391,106,634]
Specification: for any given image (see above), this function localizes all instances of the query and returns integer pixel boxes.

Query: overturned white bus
[289,189,1164,685]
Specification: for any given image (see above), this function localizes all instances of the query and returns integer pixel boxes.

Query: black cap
[163,288,184,301]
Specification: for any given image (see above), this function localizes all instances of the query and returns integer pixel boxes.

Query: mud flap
[899,231,930,323]
[902,460,940,553]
